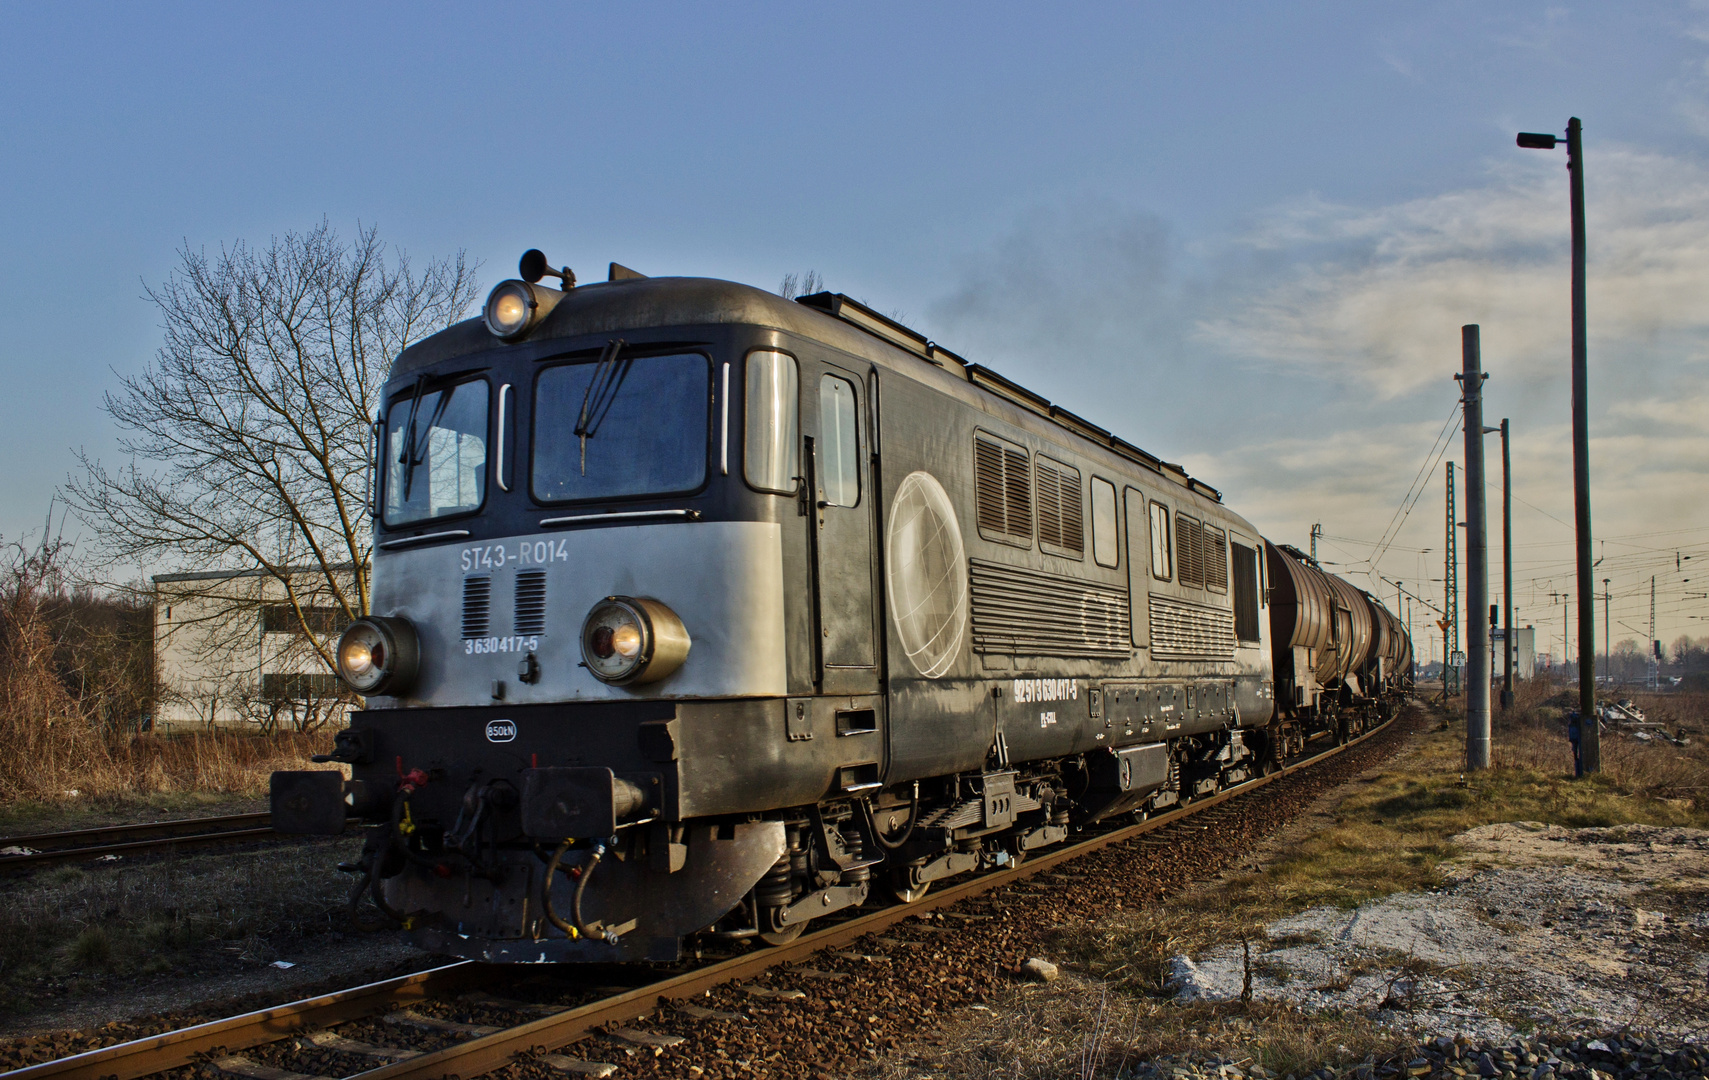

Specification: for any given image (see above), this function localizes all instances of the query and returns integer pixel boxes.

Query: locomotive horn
[519,248,575,289]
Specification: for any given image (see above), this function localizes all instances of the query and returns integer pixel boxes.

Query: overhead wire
[1366,400,1463,578]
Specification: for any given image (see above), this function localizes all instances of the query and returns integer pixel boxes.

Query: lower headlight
[335,617,420,695]
[580,597,690,685]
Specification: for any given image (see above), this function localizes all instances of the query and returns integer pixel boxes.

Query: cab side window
[1149,501,1173,581]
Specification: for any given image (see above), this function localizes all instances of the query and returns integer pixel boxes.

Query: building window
[260,673,347,700]
[260,605,349,636]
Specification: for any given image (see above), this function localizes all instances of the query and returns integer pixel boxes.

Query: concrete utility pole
[1444,462,1459,695]
[1501,419,1514,708]
[1517,117,1598,772]
[1459,326,1491,770]
[1310,523,1322,566]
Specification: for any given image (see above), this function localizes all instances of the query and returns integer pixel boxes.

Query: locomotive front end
[271,263,840,962]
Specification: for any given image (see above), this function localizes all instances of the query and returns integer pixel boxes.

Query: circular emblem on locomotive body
[885,470,968,679]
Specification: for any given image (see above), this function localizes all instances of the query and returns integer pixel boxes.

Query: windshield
[384,378,489,526]
[532,351,709,503]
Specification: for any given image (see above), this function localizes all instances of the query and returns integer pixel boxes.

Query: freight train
[271,253,1412,962]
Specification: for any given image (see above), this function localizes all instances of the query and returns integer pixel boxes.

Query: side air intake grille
[974,434,1031,546]
[1178,514,1204,589]
[1204,525,1229,593]
[969,559,1129,658]
[514,570,547,636]
[462,575,491,639]
[1035,456,1084,556]
[1175,516,1229,592]
[1149,595,1235,660]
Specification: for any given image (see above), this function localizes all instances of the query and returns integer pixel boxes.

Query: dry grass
[0,729,339,834]
[1495,682,1709,809]
[883,976,1413,1080]
[1,532,338,819]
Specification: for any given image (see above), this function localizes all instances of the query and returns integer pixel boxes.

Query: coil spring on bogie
[839,827,871,884]
[755,855,793,909]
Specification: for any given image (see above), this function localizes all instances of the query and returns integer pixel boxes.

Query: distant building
[1493,625,1536,680]
[152,565,361,732]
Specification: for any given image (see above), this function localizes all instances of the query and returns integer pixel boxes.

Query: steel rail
[1,812,272,849]
[4,711,1401,1080]
[0,828,285,869]
[2,964,487,1080]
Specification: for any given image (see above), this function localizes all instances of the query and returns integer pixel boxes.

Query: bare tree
[67,222,479,673]
[778,270,824,299]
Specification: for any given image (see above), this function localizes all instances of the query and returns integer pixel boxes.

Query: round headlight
[335,617,420,695]
[484,281,537,339]
[580,597,691,685]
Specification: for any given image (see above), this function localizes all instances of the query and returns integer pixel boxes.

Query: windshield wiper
[573,338,631,475]
[399,375,453,501]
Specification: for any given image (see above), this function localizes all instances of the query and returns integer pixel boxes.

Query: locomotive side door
[803,360,879,695]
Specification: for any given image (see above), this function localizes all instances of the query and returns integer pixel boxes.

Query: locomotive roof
[392,274,1228,509]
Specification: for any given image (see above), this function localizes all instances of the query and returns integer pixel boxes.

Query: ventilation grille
[969,559,1129,658]
[514,570,547,636]
[1204,526,1228,593]
[974,435,1031,545]
[462,575,491,639]
[1149,595,1235,660]
[1035,457,1083,555]
[1178,514,1204,589]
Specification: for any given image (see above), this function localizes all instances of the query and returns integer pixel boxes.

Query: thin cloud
[1199,148,1709,399]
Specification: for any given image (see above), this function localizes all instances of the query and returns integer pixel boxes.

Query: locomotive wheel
[886,868,932,904]
[758,922,806,946]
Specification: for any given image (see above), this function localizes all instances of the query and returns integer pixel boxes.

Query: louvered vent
[1149,595,1236,660]
[969,559,1129,658]
[514,570,547,636]
[1035,456,1084,555]
[1204,526,1229,593]
[1177,514,1204,589]
[974,435,1031,545]
[462,575,492,639]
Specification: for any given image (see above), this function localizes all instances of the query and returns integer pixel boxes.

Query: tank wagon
[271,254,1411,962]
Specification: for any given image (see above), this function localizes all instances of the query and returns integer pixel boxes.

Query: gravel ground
[1125,1032,1709,1080]
[1164,823,1709,1042]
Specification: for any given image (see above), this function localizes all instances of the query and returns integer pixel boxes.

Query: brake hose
[571,844,606,938]
[874,782,921,850]
[541,840,580,940]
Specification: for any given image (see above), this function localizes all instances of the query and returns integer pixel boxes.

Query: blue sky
[3,2,1708,657]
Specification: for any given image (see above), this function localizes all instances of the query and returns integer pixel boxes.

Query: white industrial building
[152,565,361,732]
[1493,625,1536,681]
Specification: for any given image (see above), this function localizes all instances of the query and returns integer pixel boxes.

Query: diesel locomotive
[271,253,1412,962]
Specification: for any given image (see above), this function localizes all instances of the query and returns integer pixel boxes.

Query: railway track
[0,812,281,870]
[3,709,1417,1080]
